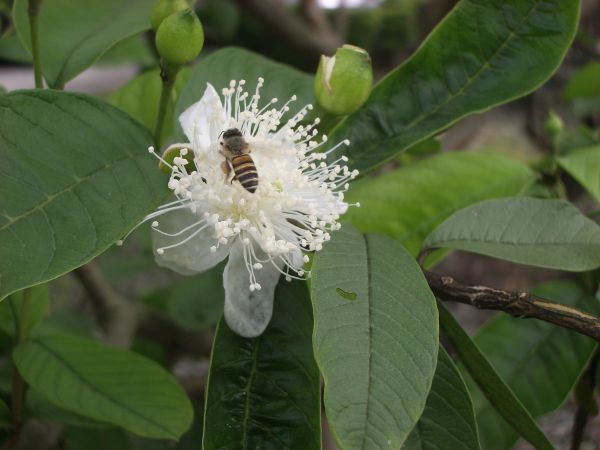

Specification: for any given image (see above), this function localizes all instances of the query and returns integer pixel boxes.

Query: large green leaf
[202,281,320,450]
[13,334,193,439]
[175,47,313,140]
[328,0,580,173]
[13,0,154,87]
[404,348,481,450]
[437,303,554,450]
[345,152,534,255]
[311,225,439,449]
[558,146,600,202]
[0,90,165,300]
[108,68,192,139]
[468,281,600,450]
[423,198,600,271]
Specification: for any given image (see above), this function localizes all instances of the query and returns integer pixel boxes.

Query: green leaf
[346,152,534,255]
[202,281,320,450]
[26,388,111,429]
[0,90,166,300]
[404,349,480,450]
[108,68,192,139]
[175,47,313,140]
[0,284,49,336]
[13,334,193,439]
[97,35,156,67]
[423,197,600,271]
[437,302,554,450]
[558,146,600,202]
[563,62,600,100]
[311,225,439,449]
[468,281,600,450]
[0,32,32,63]
[328,0,580,173]
[13,0,154,87]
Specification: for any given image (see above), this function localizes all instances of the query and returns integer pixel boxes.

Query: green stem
[7,289,32,450]
[28,0,44,89]
[154,61,180,148]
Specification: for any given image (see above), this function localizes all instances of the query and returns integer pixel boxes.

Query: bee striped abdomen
[231,154,259,193]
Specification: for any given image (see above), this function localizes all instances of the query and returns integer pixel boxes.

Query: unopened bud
[544,111,564,140]
[150,0,189,31]
[315,44,373,115]
[155,9,204,66]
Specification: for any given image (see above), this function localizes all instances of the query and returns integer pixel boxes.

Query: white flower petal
[223,243,283,337]
[178,83,228,150]
[152,207,230,275]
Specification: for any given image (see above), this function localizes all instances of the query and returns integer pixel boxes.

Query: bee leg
[221,160,235,184]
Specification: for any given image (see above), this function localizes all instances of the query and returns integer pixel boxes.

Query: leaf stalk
[28,0,44,89]
[6,288,32,450]
[154,60,180,148]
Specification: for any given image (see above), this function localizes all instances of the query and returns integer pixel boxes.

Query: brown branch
[234,0,341,59]
[73,262,139,348]
[424,270,600,342]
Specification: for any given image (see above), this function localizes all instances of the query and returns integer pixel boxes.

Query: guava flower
[141,79,357,337]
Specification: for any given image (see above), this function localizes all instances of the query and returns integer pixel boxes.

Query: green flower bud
[544,111,564,140]
[159,144,195,173]
[155,9,204,66]
[150,0,189,30]
[315,44,373,116]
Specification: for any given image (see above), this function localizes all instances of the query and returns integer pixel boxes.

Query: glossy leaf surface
[13,0,154,87]
[345,152,534,254]
[404,349,480,450]
[328,0,580,173]
[203,281,320,450]
[311,225,438,449]
[423,197,600,271]
[468,281,600,450]
[13,334,193,439]
[0,90,165,300]
[437,303,554,450]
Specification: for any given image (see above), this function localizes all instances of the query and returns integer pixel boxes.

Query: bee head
[220,128,248,156]
[222,128,242,139]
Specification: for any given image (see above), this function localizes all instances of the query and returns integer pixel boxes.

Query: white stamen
[132,78,357,290]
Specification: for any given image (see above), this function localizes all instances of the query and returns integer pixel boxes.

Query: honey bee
[219,128,259,193]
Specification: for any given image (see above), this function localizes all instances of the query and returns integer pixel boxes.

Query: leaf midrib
[358,234,374,450]
[49,1,147,86]
[241,339,260,450]
[25,339,177,438]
